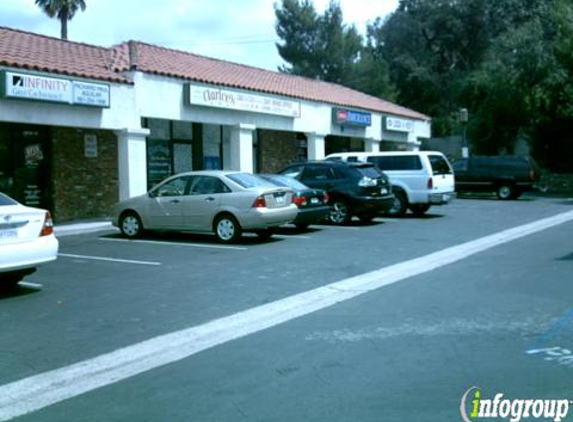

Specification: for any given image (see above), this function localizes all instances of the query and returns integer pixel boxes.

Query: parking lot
[2,195,573,421]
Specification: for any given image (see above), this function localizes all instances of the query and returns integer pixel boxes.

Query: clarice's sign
[1,71,110,107]
[187,84,301,118]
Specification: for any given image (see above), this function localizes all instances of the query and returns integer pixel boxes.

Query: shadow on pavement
[0,284,41,300]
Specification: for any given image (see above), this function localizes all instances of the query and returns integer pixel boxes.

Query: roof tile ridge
[299,76,430,118]
[127,39,283,74]
[0,25,108,51]
[106,42,129,72]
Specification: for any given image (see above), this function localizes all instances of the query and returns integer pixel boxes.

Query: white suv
[325,151,455,216]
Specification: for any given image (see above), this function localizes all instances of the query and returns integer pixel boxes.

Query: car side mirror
[148,191,156,198]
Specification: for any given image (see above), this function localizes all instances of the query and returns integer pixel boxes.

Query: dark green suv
[278,161,394,224]
[452,155,541,199]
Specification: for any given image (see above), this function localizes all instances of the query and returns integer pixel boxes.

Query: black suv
[278,161,394,224]
[452,155,540,199]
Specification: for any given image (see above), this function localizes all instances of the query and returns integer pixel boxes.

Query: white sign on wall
[73,81,110,107]
[188,84,301,118]
[84,134,98,158]
[2,71,110,108]
[385,117,415,133]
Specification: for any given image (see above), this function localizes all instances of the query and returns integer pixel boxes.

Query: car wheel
[214,214,242,243]
[120,212,143,238]
[497,183,515,200]
[329,200,351,225]
[386,191,408,217]
[409,204,431,216]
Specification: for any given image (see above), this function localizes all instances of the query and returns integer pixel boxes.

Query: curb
[54,221,118,237]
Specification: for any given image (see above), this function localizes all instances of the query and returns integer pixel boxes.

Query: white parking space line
[17,282,43,289]
[373,217,399,223]
[273,234,312,240]
[99,238,248,250]
[58,254,161,266]
[2,209,573,422]
[313,224,361,231]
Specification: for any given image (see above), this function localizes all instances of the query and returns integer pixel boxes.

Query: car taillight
[358,176,377,187]
[530,169,535,181]
[252,196,267,208]
[324,192,330,204]
[427,178,434,189]
[40,211,54,237]
[293,195,307,207]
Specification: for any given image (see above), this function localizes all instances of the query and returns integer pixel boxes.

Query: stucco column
[116,128,150,201]
[364,138,381,152]
[407,132,422,151]
[229,124,255,172]
[306,132,326,161]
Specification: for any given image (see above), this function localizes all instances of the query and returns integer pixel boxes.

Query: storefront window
[144,119,225,188]
[203,124,222,170]
[0,124,50,209]
[147,139,172,188]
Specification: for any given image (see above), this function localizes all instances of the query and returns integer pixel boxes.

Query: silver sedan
[112,171,298,243]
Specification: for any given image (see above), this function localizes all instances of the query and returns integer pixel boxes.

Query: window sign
[147,140,172,186]
[385,117,415,133]
[187,84,301,118]
[1,71,110,108]
[333,108,372,127]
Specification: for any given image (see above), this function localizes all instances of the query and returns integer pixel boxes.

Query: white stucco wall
[0,67,433,198]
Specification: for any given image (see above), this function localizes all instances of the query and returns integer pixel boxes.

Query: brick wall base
[258,130,304,173]
[52,128,118,222]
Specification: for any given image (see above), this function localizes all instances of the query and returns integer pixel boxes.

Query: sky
[0,0,399,71]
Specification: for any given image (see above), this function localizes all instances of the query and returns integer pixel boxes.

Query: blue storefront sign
[333,108,372,127]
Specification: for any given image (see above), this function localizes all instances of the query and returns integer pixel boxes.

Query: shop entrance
[325,136,364,155]
[0,123,51,209]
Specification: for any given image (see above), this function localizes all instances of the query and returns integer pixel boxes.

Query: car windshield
[226,173,277,189]
[260,175,308,190]
[0,193,18,206]
[354,165,383,179]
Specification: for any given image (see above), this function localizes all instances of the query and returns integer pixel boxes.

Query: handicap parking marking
[58,253,161,266]
[99,237,248,251]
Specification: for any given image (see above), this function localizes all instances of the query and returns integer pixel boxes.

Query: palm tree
[35,0,87,40]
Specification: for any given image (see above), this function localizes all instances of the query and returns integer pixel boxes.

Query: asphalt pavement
[2,194,573,422]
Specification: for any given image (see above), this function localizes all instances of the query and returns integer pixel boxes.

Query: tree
[274,0,378,90]
[274,0,395,98]
[35,0,86,40]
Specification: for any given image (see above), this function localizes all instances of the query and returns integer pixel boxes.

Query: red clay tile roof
[0,26,429,120]
[0,26,131,84]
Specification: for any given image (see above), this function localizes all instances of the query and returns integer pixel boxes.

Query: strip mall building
[0,26,431,222]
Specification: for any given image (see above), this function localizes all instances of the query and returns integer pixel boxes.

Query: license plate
[442,194,451,202]
[310,197,320,205]
[0,229,18,240]
[275,195,285,205]
[381,188,388,195]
